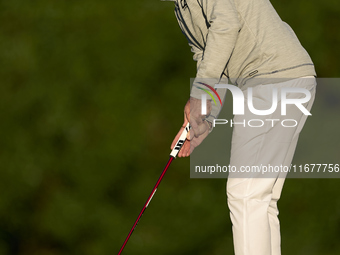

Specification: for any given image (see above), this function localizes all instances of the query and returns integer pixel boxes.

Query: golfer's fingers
[180,126,209,157]
[180,123,209,157]
[189,128,209,154]
[171,116,189,149]
[178,140,190,157]
[187,116,202,140]
[189,120,209,140]
[179,121,210,157]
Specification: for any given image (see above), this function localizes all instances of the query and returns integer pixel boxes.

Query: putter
[117,123,191,255]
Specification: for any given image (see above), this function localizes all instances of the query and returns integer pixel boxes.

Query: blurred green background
[0,0,340,254]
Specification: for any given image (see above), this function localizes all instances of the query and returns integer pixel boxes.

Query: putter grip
[170,122,191,158]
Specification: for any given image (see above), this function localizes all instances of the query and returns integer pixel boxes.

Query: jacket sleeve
[190,42,203,70]
[190,0,241,123]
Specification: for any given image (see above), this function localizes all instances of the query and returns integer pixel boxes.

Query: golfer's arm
[190,0,240,123]
[191,0,240,96]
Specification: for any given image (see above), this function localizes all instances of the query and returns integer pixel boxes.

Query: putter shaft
[117,123,191,254]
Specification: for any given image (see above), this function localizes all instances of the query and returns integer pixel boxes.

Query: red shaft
[117,156,174,255]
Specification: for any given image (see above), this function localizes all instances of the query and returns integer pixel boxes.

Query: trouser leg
[227,77,316,255]
[268,83,316,255]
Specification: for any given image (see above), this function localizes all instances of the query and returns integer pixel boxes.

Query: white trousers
[227,77,316,255]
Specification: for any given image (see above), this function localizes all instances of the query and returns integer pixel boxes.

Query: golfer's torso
[174,0,316,87]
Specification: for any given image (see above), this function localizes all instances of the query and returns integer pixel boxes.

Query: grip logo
[173,124,191,151]
[174,140,184,150]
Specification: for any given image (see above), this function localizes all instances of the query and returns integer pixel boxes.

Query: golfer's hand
[171,97,212,157]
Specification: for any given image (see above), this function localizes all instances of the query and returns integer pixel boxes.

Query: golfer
[166,0,317,255]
